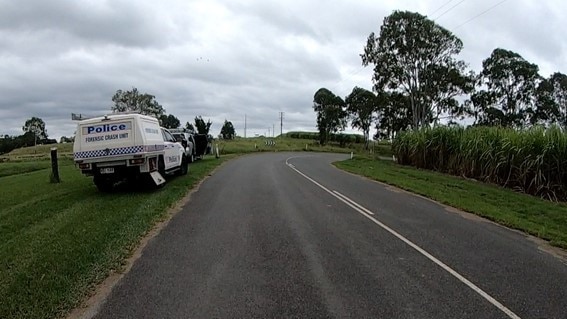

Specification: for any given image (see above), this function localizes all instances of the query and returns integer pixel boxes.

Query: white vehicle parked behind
[170,128,196,163]
[73,113,188,192]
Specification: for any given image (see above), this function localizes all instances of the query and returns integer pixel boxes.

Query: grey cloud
[0,0,172,49]
[225,1,320,39]
[0,0,565,140]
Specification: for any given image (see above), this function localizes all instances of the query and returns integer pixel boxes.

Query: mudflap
[150,171,166,186]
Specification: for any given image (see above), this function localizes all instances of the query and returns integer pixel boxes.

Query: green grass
[0,159,74,177]
[6,143,73,156]
[216,137,392,157]
[335,157,567,248]
[1,143,74,162]
[0,156,229,319]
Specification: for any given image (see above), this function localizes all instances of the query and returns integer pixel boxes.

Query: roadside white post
[350,152,353,160]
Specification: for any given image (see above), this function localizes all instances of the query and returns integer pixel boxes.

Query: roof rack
[71,113,94,121]
[71,111,152,121]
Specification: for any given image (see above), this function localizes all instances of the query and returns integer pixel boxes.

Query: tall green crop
[392,126,567,201]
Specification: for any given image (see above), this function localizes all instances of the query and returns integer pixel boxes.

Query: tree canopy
[361,10,473,130]
[313,88,347,145]
[111,87,165,118]
[159,114,181,129]
[472,48,540,128]
[22,117,48,141]
[374,92,412,140]
[220,120,236,139]
[185,122,195,132]
[345,87,378,149]
[194,116,212,134]
[534,72,567,126]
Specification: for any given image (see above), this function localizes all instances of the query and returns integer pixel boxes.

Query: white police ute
[73,113,187,192]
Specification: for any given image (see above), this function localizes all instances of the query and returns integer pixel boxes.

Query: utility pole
[244,114,247,138]
[279,112,284,137]
[273,124,275,137]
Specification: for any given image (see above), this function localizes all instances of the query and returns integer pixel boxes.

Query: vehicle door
[173,133,189,155]
[161,129,182,170]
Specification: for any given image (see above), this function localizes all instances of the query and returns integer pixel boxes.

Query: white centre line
[332,190,374,215]
[285,157,522,319]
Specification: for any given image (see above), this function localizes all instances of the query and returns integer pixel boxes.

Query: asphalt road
[93,152,567,319]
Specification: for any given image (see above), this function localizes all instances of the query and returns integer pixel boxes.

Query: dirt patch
[66,161,229,319]
[444,206,487,223]
[527,236,567,265]
[385,185,404,194]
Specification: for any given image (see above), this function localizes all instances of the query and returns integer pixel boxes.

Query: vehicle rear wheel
[158,156,166,176]
[94,176,114,192]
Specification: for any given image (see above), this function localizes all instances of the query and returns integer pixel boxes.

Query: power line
[334,66,366,86]
[331,65,368,93]
[429,0,457,16]
[433,0,467,21]
[453,0,509,30]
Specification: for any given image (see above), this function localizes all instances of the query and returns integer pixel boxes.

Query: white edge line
[284,157,521,319]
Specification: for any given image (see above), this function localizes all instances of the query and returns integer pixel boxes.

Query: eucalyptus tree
[361,10,473,130]
[313,88,347,145]
[472,48,540,127]
[345,87,378,149]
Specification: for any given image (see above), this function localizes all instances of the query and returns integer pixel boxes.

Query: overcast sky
[0,0,565,140]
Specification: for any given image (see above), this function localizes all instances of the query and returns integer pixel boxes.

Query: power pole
[244,114,247,138]
[273,124,275,137]
[279,112,284,137]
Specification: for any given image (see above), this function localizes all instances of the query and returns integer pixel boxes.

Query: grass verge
[335,157,567,248]
[0,159,74,178]
[0,156,229,319]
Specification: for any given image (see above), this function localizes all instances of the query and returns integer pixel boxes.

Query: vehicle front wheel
[179,155,188,176]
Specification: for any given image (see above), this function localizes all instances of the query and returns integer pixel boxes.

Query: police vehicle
[73,113,187,192]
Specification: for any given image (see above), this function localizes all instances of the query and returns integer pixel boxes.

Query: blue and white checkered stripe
[74,145,145,159]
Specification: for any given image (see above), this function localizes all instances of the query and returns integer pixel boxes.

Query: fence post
[50,147,60,183]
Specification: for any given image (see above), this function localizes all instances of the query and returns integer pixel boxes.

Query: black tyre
[94,176,114,192]
[178,155,188,176]
[158,156,166,177]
